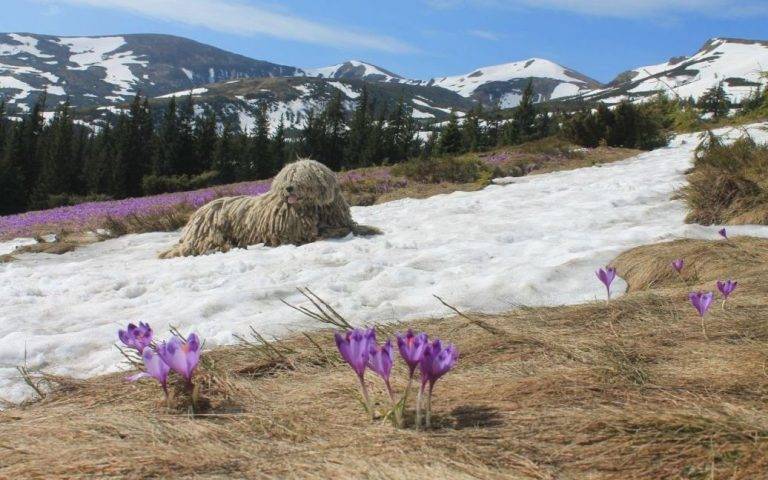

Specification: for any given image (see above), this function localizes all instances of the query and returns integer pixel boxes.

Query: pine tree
[271,116,288,172]
[154,96,181,176]
[461,105,483,152]
[213,121,237,183]
[513,80,537,141]
[119,93,153,196]
[33,100,74,206]
[0,103,26,214]
[383,97,416,164]
[321,91,345,169]
[193,108,217,173]
[84,123,113,194]
[364,104,387,165]
[438,111,463,155]
[697,83,730,119]
[485,104,502,147]
[109,113,131,198]
[252,103,273,179]
[17,95,46,200]
[345,84,370,168]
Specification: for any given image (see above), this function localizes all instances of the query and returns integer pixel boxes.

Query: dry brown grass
[682,135,768,226]
[2,236,768,478]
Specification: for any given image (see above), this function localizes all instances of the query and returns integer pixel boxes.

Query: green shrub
[142,170,220,195]
[391,156,492,184]
[42,193,114,209]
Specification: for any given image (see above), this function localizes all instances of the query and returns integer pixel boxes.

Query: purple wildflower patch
[0,180,272,239]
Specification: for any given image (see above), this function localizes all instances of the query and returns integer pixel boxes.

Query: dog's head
[272,159,340,207]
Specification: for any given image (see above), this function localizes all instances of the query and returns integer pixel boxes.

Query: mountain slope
[76,76,474,133]
[419,58,602,108]
[302,60,406,83]
[580,38,768,104]
[0,32,300,112]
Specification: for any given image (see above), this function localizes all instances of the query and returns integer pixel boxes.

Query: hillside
[76,76,475,133]
[580,38,768,104]
[0,32,300,112]
[419,57,602,107]
[302,60,407,83]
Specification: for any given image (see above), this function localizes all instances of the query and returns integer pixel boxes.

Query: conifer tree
[154,96,181,176]
[345,84,370,168]
[213,121,237,183]
[33,100,74,206]
[697,83,730,119]
[193,108,217,173]
[271,116,288,172]
[321,91,345,169]
[252,104,273,178]
[461,105,483,152]
[513,80,537,141]
[438,111,463,155]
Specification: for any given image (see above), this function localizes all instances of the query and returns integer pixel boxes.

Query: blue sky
[2,0,767,83]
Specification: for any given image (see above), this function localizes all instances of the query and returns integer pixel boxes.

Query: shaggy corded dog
[159,159,380,258]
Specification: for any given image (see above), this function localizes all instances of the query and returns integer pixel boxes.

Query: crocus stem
[358,376,373,420]
[162,384,170,409]
[426,383,434,429]
[722,300,726,310]
[386,380,401,426]
[394,373,414,429]
[416,384,424,428]
[701,316,708,340]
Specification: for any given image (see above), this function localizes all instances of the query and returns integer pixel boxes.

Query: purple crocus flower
[417,339,459,428]
[334,328,376,379]
[127,346,171,397]
[368,339,394,383]
[689,291,714,338]
[395,330,428,375]
[369,339,400,422]
[596,267,617,300]
[157,333,201,384]
[718,228,728,240]
[717,280,738,299]
[118,322,153,352]
[335,328,376,417]
[689,291,714,317]
[671,259,684,273]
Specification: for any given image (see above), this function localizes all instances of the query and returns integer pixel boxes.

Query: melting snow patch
[56,36,147,96]
[2,124,768,403]
[156,87,209,99]
[327,81,360,99]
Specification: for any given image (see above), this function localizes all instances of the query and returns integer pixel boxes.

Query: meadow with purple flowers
[0,179,272,240]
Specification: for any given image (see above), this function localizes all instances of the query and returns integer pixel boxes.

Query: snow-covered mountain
[419,58,603,108]
[3,31,767,124]
[580,38,768,104]
[301,57,603,108]
[77,76,474,134]
[0,32,300,112]
[302,60,407,83]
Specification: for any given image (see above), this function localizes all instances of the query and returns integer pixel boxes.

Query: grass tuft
[682,134,768,225]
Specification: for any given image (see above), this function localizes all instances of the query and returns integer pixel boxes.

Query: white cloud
[468,29,502,41]
[49,0,416,53]
[424,0,768,18]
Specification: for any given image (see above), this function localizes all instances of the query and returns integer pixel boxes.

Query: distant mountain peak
[586,36,768,105]
[0,32,300,111]
[421,57,601,108]
[302,60,405,83]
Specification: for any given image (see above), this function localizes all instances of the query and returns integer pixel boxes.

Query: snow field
[1,124,768,403]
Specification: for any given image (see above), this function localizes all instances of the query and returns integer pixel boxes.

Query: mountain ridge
[1,32,767,131]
